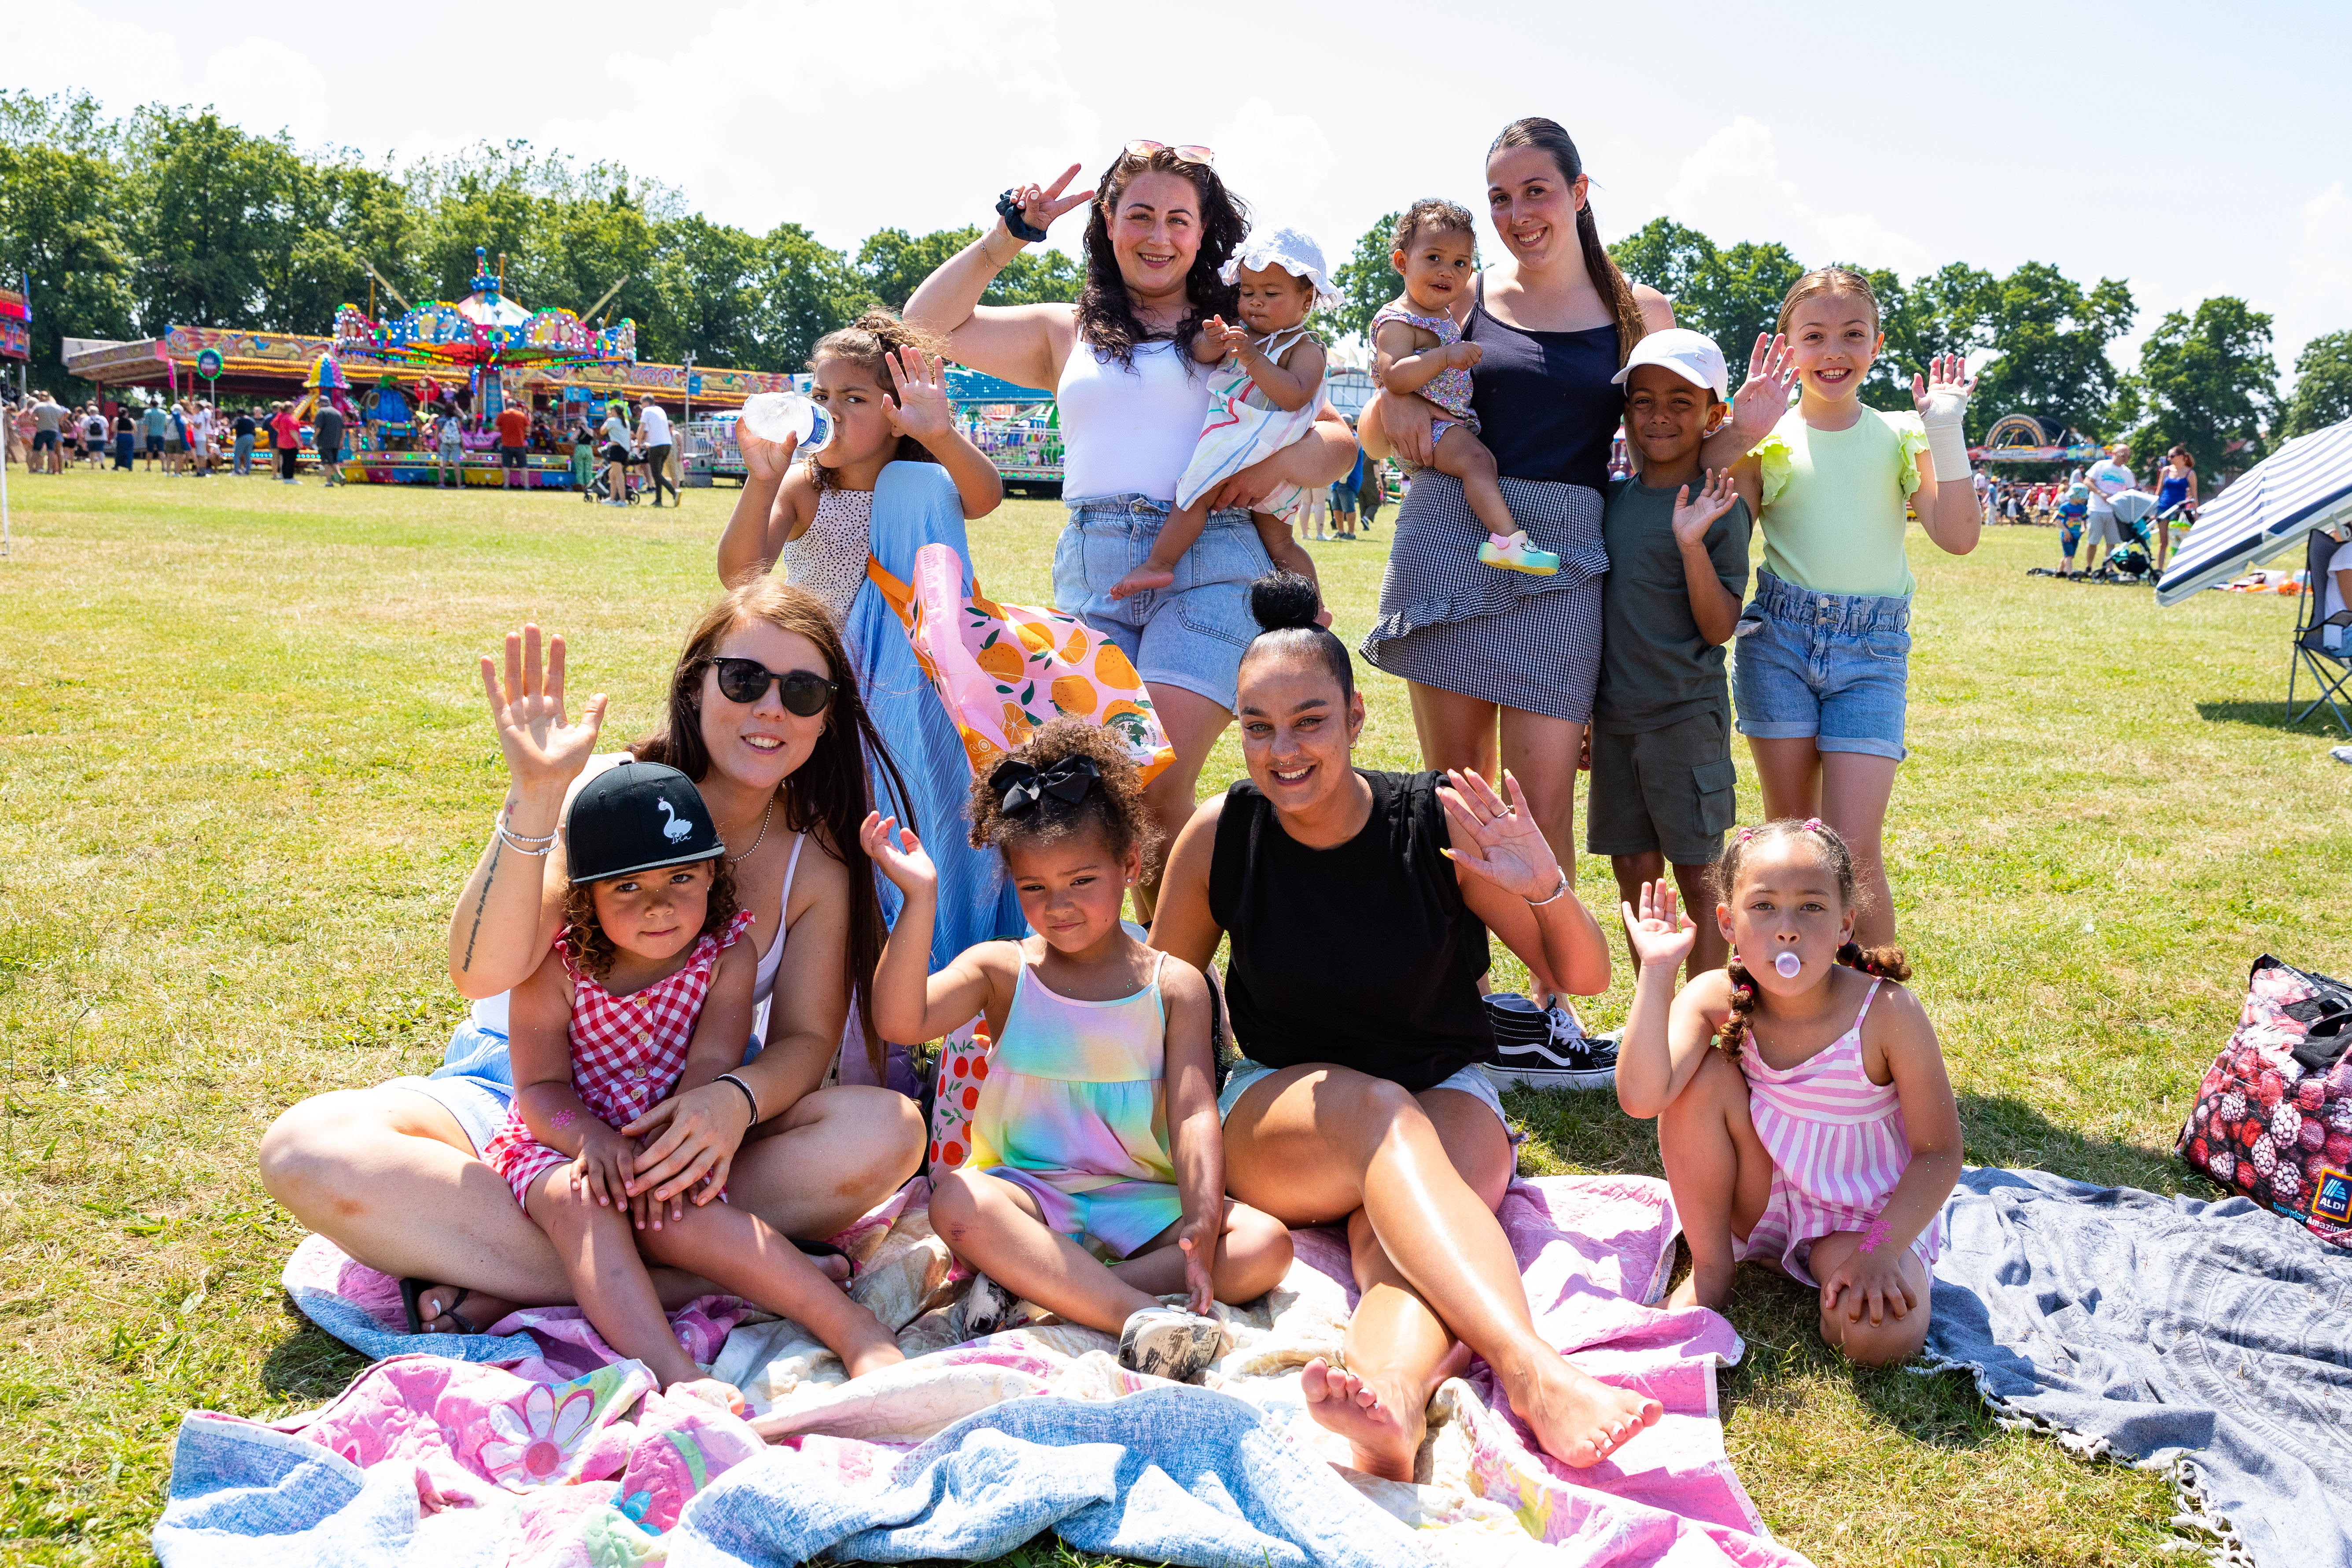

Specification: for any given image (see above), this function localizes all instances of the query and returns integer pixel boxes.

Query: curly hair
[967,717,1161,867]
[1076,145,1247,371]
[1709,818,1910,1058]
[805,309,951,493]
[1390,197,1477,258]
[561,855,741,985]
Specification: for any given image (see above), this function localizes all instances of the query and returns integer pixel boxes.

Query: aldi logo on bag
[2315,1167,2352,1226]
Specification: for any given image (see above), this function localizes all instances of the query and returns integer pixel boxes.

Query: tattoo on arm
[461,840,500,973]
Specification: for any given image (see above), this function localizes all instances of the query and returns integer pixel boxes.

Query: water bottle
[737,391,835,456]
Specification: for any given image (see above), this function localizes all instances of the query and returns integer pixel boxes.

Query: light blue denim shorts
[388,1018,516,1156]
[1217,1057,1507,1130]
[1731,570,1912,762]
[1056,494,1274,713]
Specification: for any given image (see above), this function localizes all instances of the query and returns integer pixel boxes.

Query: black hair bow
[992,755,1099,816]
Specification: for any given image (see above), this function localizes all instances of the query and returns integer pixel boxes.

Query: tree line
[0,92,1080,394]
[7,91,2348,473]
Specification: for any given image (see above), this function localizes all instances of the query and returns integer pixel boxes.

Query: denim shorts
[1731,570,1911,761]
[388,1018,516,1156]
[1056,494,1274,712]
[1216,1057,1507,1131]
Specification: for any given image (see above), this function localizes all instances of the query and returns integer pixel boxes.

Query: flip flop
[401,1278,482,1336]
[792,1238,858,1280]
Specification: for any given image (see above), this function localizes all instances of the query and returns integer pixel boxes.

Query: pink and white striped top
[1733,978,1942,1285]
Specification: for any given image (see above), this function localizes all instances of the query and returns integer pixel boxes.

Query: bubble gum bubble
[1774,952,1802,978]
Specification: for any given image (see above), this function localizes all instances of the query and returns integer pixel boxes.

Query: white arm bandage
[1916,385,1972,490]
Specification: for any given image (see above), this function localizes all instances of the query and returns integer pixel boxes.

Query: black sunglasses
[710,657,837,716]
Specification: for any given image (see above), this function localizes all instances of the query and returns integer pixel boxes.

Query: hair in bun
[1240,571,1354,705]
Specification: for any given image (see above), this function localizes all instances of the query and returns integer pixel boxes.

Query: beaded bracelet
[494,812,558,857]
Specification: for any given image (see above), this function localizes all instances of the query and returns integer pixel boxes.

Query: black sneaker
[1482,992,1618,1090]
[958,1270,1024,1339]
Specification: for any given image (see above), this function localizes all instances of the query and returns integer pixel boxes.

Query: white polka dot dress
[778,486,874,622]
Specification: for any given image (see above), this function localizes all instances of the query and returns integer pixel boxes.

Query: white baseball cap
[1611,328,1728,401]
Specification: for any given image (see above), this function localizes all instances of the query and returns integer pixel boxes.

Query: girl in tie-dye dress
[863,719,1293,1384]
[1610,817,1963,1366]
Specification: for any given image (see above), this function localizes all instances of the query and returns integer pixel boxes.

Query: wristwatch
[995,189,1050,244]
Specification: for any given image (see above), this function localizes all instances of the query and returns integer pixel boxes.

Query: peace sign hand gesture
[882,347,953,445]
[1437,767,1564,903]
[1725,332,1798,451]
[478,623,607,801]
[1005,165,1093,240]
[1911,352,1975,421]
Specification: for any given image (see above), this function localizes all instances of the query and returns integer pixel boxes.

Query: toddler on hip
[1371,198,1558,577]
[863,719,1293,1383]
[484,760,904,1400]
[1109,227,1334,606]
[1613,818,1962,1366]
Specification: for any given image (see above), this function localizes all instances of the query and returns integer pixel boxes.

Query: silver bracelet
[494,823,555,857]
[1526,870,1570,908]
[495,811,558,845]
[715,1072,761,1127]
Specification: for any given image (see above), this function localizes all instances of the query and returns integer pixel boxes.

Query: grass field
[3,469,2346,1565]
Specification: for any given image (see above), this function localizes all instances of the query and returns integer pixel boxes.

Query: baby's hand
[859,812,938,894]
[1443,341,1484,371]
[1671,469,1738,546]
[1209,317,1253,358]
[1621,881,1696,972]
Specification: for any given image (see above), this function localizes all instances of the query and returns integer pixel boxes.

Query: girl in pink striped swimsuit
[1613,818,1962,1366]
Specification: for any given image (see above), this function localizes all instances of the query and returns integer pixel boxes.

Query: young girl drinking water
[1732,268,1981,947]
[1371,199,1557,577]
[863,720,1294,1382]
[1613,818,1962,1365]
[1109,228,1333,605]
[483,760,906,1398]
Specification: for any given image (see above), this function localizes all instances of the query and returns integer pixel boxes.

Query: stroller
[2087,490,2160,583]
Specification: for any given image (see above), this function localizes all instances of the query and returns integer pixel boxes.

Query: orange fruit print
[1094,642,1140,688]
[1051,674,1098,716]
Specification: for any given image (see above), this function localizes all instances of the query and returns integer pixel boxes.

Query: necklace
[726,796,775,866]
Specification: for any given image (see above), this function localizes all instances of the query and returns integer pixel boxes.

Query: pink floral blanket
[230,1173,1805,1565]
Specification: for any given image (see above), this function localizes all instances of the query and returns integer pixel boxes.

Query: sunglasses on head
[1125,140,1214,166]
[710,657,837,715]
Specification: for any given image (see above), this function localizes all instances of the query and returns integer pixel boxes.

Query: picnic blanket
[1920,1167,2352,1568]
[168,1174,1809,1566]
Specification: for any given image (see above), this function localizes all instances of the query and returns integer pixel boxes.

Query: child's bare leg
[1249,512,1325,607]
[527,1172,707,1388]
[930,1167,1156,1335]
[1109,1199,1293,1305]
[640,1195,904,1377]
[1672,861,1728,977]
[1805,1232,1932,1366]
[1110,498,1207,600]
[1656,1050,1772,1312]
[1431,426,1519,541]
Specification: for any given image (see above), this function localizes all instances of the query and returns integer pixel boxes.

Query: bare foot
[1508,1356,1663,1468]
[1108,564,1175,601]
[412,1284,521,1335]
[664,1376,746,1416]
[1300,1345,1470,1482]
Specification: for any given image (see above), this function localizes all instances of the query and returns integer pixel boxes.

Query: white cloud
[2277,182,2352,378]
[1649,116,1936,279]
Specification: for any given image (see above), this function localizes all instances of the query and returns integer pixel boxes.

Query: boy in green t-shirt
[1590,329,1758,980]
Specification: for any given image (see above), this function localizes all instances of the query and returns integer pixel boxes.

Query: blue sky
[10,0,2345,381]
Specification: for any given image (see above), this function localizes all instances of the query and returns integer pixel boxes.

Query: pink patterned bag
[2178,955,2352,1246]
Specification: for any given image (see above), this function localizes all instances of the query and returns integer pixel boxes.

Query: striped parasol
[2156,417,2352,605]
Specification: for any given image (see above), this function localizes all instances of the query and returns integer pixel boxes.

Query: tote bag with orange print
[868,542,1174,786]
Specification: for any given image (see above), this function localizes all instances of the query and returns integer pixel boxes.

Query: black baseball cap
[565,761,724,882]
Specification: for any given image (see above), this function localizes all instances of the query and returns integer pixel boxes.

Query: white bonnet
[1218,226,1342,307]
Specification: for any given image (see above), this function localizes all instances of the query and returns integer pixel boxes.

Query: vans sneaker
[958,1270,1024,1340]
[1482,992,1618,1090]
[1117,1306,1224,1383]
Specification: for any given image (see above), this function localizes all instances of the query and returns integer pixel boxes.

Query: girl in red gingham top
[1610,818,1963,1369]
[485,760,904,1400]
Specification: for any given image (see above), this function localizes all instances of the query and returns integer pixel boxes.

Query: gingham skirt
[1361,472,1607,724]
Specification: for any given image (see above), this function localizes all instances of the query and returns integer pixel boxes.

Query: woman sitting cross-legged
[258,586,925,1335]
[1148,571,1664,1478]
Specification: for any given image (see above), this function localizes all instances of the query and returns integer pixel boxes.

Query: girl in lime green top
[1730,269,1982,947]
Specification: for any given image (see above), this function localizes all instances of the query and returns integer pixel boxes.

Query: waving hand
[478,624,606,798]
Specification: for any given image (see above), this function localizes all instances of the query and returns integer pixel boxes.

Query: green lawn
[2,470,2344,1565]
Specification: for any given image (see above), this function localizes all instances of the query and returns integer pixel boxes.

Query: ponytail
[1836,940,1911,983]
[1488,117,1649,365]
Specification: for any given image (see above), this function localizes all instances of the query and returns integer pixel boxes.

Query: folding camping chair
[2288,526,2352,733]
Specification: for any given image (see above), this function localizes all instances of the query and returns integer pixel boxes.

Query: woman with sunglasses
[258,583,926,1336]
[905,142,1359,911]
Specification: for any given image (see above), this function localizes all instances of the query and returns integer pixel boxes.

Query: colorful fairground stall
[61,248,793,489]
[682,366,1063,492]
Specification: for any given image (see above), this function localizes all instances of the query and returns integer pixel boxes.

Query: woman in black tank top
[1358,120,1782,1008]
[1153,572,1663,1482]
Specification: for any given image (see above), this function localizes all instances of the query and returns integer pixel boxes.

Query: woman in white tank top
[258,590,927,1335]
[904,145,1357,912]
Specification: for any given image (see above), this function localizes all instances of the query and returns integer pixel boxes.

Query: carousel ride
[323,247,639,487]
